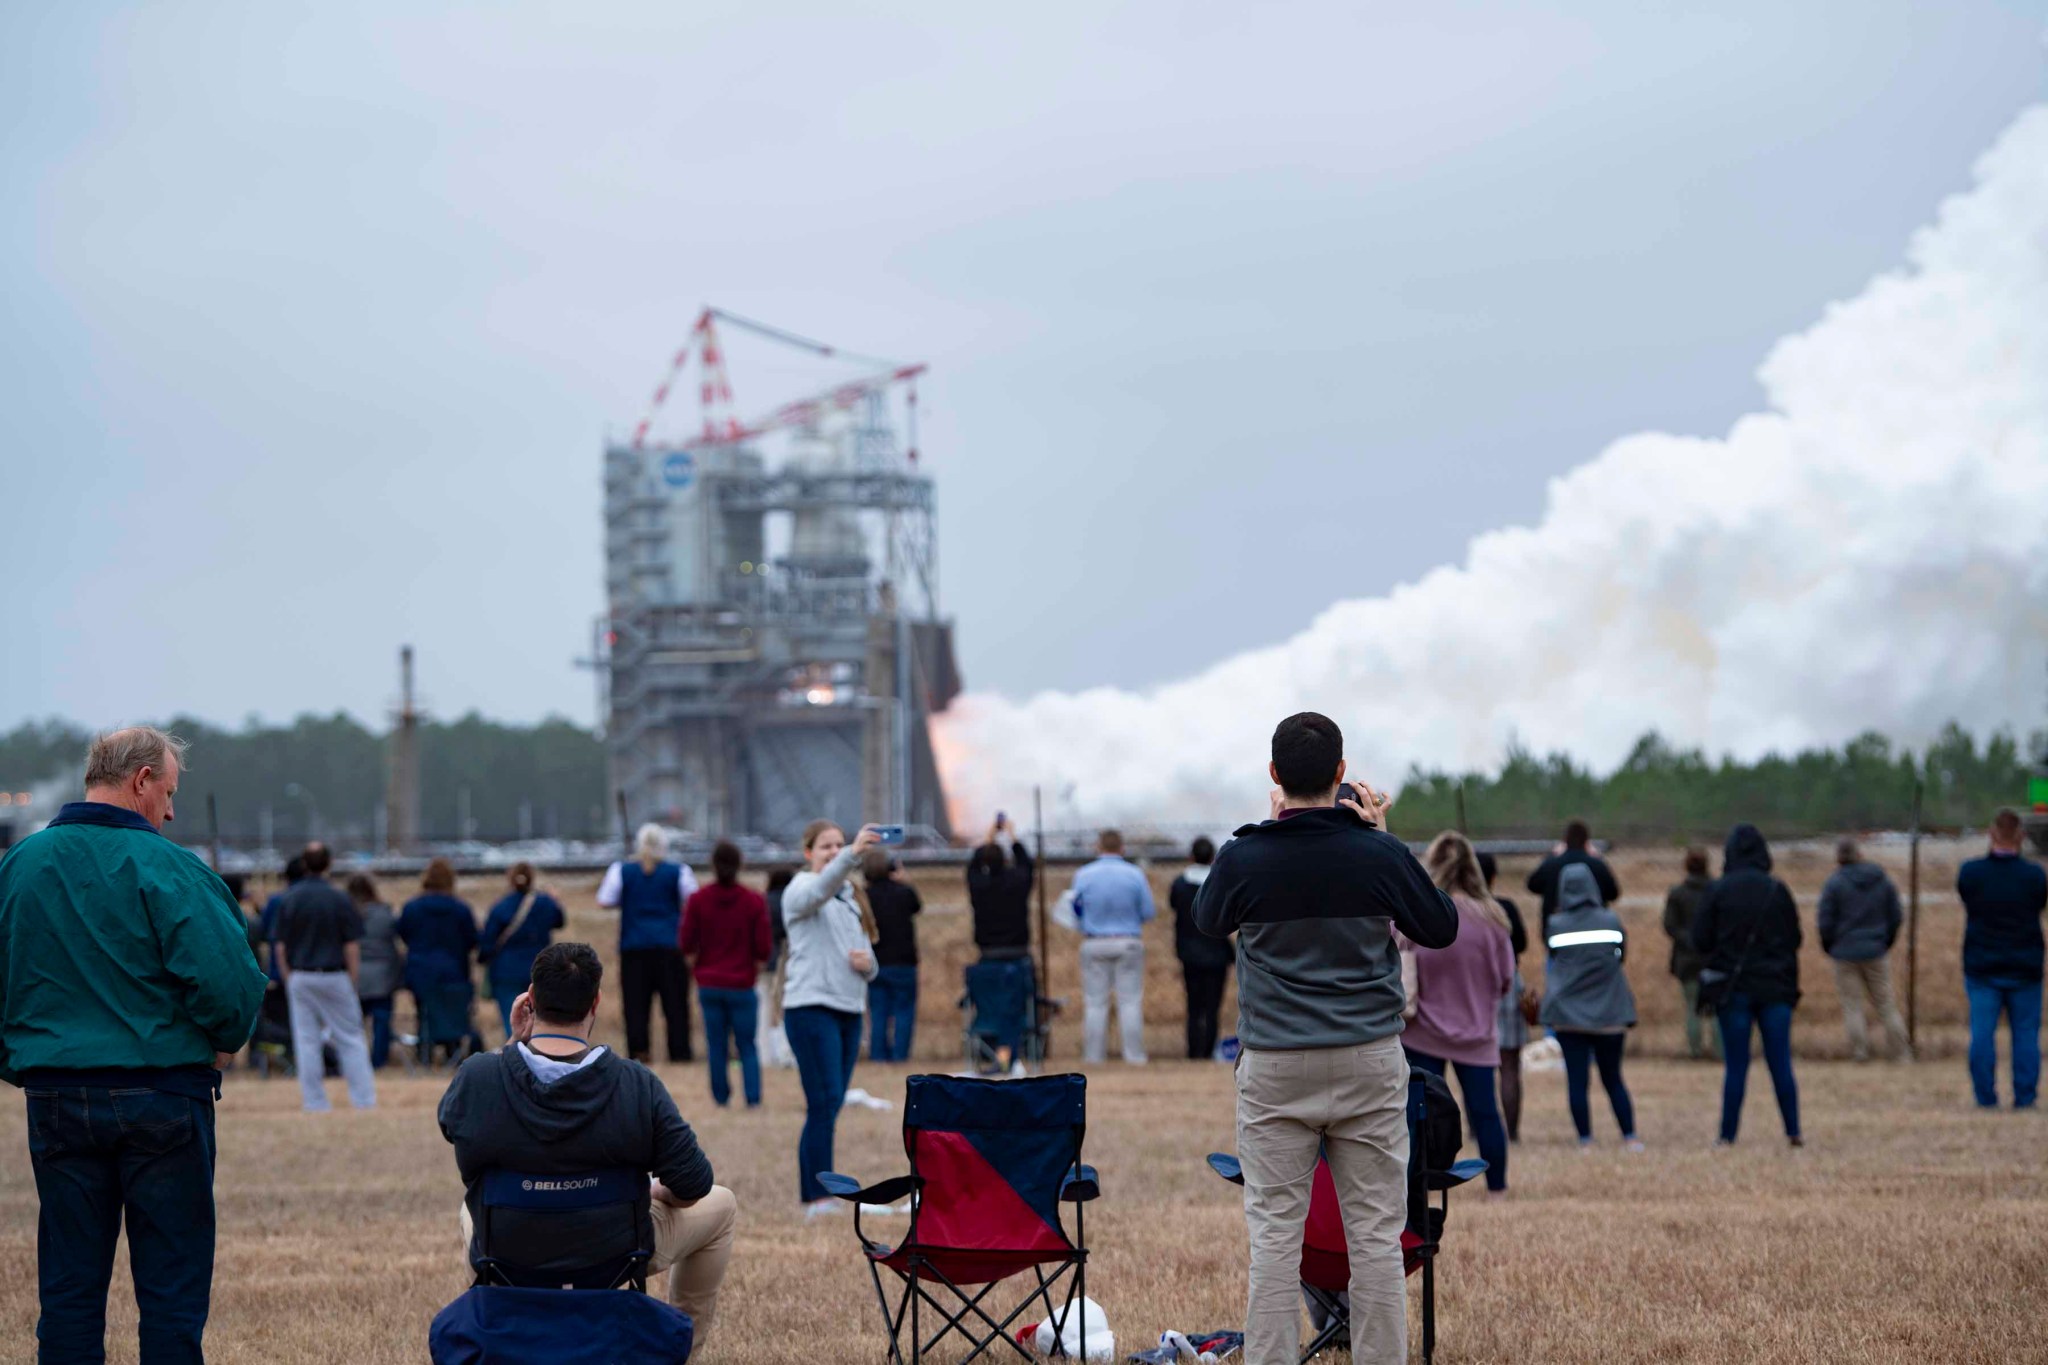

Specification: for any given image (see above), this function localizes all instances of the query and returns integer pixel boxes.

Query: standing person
[0,727,265,1362]
[1401,832,1515,1193]
[597,824,698,1065]
[398,859,482,1061]
[680,841,772,1108]
[275,841,377,1113]
[1540,864,1643,1151]
[259,853,308,980]
[348,872,404,1070]
[1477,852,1531,1142]
[1173,837,1232,1061]
[1663,849,1720,1061]
[1071,830,1157,1064]
[478,862,566,1039]
[1957,809,2048,1110]
[1819,839,1911,1063]
[864,851,923,1062]
[781,820,882,1215]
[1193,712,1459,1365]
[764,868,795,974]
[1692,824,1804,1147]
[967,821,1038,1071]
[1526,820,1622,932]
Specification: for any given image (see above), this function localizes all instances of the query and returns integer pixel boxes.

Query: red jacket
[679,882,772,989]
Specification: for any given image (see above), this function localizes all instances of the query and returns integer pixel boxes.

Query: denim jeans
[1404,1050,1508,1191]
[783,1005,863,1203]
[1554,1032,1636,1142]
[361,996,395,1069]
[1716,993,1800,1141]
[698,986,762,1107]
[867,965,919,1062]
[25,1085,218,1363]
[1965,975,2043,1108]
[492,983,524,1042]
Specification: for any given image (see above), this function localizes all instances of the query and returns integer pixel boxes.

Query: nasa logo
[662,451,695,490]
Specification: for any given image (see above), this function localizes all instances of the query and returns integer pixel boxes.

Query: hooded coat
[1539,863,1637,1032]
[1817,861,1902,963]
[1691,825,1803,1007]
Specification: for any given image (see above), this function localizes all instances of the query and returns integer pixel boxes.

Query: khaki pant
[1236,1038,1409,1365]
[1832,957,1911,1061]
[460,1184,737,1350]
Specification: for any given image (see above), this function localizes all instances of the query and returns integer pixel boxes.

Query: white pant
[286,971,377,1112]
[1080,937,1147,1063]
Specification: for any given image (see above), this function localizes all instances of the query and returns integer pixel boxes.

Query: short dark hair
[1271,712,1342,797]
[530,941,603,1023]
[346,872,378,904]
[1098,829,1124,855]
[224,872,248,901]
[302,842,332,876]
[1993,808,2024,842]
[1835,838,1860,865]
[1476,851,1498,886]
[862,848,895,882]
[766,867,795,893]
[970,842,1005,877]
[1563,820,1590,849]
[712,840,742,886]
[283,854,307,884]
[1190,836,1215,865]
[1684,846,1710,877]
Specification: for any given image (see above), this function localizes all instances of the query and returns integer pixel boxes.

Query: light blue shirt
[1072,855,1156,938]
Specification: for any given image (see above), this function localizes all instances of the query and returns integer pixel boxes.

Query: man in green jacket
[0,726,265,1364]
[1662,847,1720,1061]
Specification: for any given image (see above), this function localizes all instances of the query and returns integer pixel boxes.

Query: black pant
[27,1085,217,1363]
[1182,962,1229,1060]
[621,947,693,1062]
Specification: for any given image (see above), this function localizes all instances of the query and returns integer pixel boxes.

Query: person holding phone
[781,819,883,1215]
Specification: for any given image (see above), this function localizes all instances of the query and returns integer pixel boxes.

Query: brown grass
[2,841,2040,1362]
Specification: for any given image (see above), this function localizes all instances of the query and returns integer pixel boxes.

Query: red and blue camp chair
[1207,1068,1485,1364]
[821,1073,1097,1362]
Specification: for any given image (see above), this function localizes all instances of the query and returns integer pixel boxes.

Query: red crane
[630,307,925,460]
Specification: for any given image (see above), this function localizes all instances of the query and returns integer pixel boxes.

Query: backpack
[1415,1068,1464,1174]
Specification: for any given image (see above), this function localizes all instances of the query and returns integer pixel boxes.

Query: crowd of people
[1,722,2044,1363]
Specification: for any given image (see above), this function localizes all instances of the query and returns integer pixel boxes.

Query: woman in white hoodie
[782,818,882,1214]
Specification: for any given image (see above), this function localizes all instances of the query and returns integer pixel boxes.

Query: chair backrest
[963,960,1033,1035]
[1299,1156,1349,1291]
[421,981,475,1047]
[473,1168,653,1290]
[901,1074,1084,1262]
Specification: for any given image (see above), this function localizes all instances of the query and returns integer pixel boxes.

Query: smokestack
[386,645,421,853]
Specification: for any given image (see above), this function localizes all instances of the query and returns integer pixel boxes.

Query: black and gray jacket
[1539,864,1636,1032]
[1817,861,1902,963]
[1193,807,1458,1050]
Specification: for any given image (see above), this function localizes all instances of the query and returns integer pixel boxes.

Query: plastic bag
[760,1022,796,1070]
[1051,889,1079,932]
[1017,1296,1114,1360]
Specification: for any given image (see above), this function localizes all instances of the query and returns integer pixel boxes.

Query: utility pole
[386,645,421,853]
[1454,782,1469,837]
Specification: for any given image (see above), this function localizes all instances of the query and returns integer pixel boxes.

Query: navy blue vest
[619,861,684,952]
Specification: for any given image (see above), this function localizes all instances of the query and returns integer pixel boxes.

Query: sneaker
[1622,1137,1646,1153]
[1787,1135,1805,1148]
[803,1199,843,1220]
[1576,1138,1595,1154]
[1008,1060,1028,1079]
[1713,1138,1735,1149]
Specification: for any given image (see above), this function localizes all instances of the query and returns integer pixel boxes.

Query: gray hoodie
[1817,860,1902,963]
[781,845,879,1015]
[1539,863,1637,1033]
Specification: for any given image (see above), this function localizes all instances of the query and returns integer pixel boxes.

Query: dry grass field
[3,838,2043,1362]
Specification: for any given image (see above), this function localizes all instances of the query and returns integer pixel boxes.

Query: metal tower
[602,310,959,841]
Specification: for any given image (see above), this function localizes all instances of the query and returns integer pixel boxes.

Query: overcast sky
[4,3,2043,735]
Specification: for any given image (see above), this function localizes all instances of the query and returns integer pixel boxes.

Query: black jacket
[1526,848,1621,927]
[1172,869,1232,971]
[1958,851,2048,982]
[867,878,922,967]
[1691,825,1803,1007]
[968,842,1034,953]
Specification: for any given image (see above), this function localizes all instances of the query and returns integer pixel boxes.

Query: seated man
[438,941,736,1346]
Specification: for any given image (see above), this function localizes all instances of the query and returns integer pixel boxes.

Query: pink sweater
[1398,895,1516,1067]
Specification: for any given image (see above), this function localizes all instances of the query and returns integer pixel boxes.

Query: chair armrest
[1427,1158,1488,1191]
[818,1172,923,1205]
[1060,1164,1101,1202]
[1205,1153,1245,1186]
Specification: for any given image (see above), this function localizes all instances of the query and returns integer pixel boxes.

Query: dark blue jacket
[399,894,480,990]
[619,863,686,953]
[1958,851,2048,983]
[478,891,566,992]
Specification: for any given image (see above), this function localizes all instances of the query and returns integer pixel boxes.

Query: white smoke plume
[936,104,2048,829]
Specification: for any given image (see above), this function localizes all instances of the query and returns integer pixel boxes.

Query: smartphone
[875,825,907,845]
[994,810,1007,827]
[1335,784,1359,808]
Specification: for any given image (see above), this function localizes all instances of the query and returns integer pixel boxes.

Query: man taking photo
[1195,711,1458,1365]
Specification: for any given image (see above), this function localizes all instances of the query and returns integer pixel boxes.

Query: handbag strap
[490,892,539,956]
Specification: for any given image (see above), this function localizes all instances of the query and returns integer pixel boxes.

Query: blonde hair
[1424,830,1511,934]
[634,823,670,861]
[802,819,843,852]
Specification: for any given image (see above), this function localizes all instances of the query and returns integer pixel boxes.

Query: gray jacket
[1538,865,1636,1032]
[355,901,404,1000]
[781,846,878,1015]
[1817,861,1902,963]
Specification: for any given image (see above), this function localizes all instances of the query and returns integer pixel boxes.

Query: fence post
[1454,782,1468,837]
[1034,786,1049,1055]
[1907,777,1923,1051]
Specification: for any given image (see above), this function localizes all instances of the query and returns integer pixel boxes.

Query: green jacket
[0,802,265,1086]
[1663,874,1712,981]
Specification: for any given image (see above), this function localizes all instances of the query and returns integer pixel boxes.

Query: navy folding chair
[961,959,1049,1069]
[822,1073,1098,1363]
[412,980,479,1070]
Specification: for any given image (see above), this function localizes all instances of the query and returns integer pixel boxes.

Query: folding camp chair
[821,1073,1098,1363]
[1206,1069,1485,1364]
[411,980,480,1071]
[429,1167,693,1364]
[961,959,1053,1070]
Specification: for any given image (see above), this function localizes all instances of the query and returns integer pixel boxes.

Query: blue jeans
[699,986,762,1107]
[784,1005,863,1203]
[868,966,919,1062]
[362,997,395,1070]
[1965,975,2043,1108]
[1405,1050,1508,1191]
[491,983,524,1041]
[25,1085,218,1363]
[1554,1032,1636,1143]
[1716,994,1800,1141]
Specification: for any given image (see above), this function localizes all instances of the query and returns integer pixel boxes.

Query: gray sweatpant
[286,971,377,1112]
